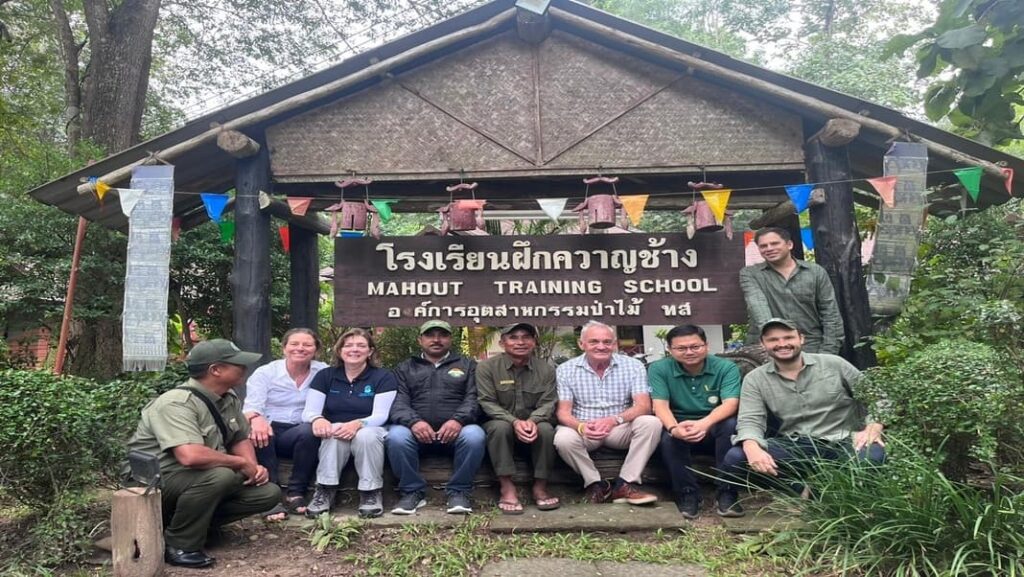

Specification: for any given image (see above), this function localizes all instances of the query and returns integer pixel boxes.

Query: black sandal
[283,494,308,514]
[262,503,289,521]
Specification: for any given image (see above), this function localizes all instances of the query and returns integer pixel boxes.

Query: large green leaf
[924,83,958,120]
[936,24,987,49]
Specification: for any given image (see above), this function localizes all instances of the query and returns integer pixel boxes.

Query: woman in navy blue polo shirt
[302,328,397,518]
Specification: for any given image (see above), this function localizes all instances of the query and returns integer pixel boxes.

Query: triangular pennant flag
[371,199,396,222]
[219,220,235,245]
[258,191,271,210]
[117,188,145,217]
[171,218,181,242]
[954,166,983,202]
[785,184,814,213]
[279,225,290,252]
[801,227,815,251]
[866,176,897,208]
[700,189,731,224]
[620,195,649,226]
[287,197,312,216]
[201,193,230,223]
[455,199,486,210]
[1001,168,1014,196]
[537,198,568,221]
[95,181,111,204]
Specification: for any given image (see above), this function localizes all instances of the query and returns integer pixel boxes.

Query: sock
[612,477,626,489]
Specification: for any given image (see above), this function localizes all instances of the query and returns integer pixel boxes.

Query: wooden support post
[805,135,877,369]
[289,225,320,332]
[780,213,804,261]
[111,489,164,577]
[216,129,261,159]
[232,134,273,379]
[54,216,88,375]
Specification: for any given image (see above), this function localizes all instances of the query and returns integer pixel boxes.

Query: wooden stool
[111,488,164,577]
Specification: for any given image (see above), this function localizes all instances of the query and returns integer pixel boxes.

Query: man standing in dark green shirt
[739,227,844,354]
[650,325,743,518]
[477,323,560,514]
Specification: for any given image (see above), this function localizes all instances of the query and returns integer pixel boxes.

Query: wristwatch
[614,415,625,425]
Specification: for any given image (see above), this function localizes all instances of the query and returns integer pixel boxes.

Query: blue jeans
[659,417,737,495]
[254,421,320,496]
[386,424,486,495]
[720,435,886,494]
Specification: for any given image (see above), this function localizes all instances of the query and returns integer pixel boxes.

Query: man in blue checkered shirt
[554,321,662,505]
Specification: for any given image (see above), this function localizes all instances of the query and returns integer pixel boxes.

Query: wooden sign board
[334,233,746,327]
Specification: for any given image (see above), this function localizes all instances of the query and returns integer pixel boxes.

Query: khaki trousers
[553,415,662,486]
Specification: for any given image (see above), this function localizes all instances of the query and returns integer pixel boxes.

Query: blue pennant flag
[801,227,815,251]
[201,193,230,223]
[785,184,814,213]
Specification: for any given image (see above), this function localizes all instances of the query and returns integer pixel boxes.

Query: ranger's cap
[500,323,538,338]
[186,339,262,367]
[759,318,800,335]
[419,320,452,335]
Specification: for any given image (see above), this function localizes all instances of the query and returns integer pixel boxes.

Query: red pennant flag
[1001,168,1014,196]
[171,217,181,242]
[287,197,312,216]
[867,176,897,208]
[279,225,290,252]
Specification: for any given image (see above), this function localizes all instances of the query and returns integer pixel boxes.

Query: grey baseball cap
[500,323,538,338]
[419,320,452,335]
[186,339,262,367]
[759,318,800,335]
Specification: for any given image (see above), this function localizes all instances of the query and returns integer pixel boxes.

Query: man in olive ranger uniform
[125,339,280,568]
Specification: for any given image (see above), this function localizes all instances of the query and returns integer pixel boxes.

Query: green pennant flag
[371,199,396,222]
[219,220,235,245]
[954,166,983,202]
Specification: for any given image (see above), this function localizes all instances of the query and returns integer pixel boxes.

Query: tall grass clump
[764,440,1024,576]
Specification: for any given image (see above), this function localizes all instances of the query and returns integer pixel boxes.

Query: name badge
[707,395,719,405]
[499,380,515,385]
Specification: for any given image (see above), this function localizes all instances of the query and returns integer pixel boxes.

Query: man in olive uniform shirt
[477,323,560,514]
[125,339,281,568]
[650,324,743,518]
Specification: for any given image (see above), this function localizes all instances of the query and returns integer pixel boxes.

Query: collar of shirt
[334,365,374,385]
[765,352,816,375]
[757,258,811,273]
[670,357,716,379]
[185,378,235,401]
[501,353,535,371]
[421,351,451,367]
[567,352,622,375]
[269,359,323,389]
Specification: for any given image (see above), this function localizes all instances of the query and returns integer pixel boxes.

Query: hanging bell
[449,199,486,232]
[683,201,735,239]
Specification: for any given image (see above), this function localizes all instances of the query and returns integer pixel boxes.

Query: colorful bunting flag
[219,220,234,245]
[700,189,731,224]
[866,176,897,208]
[455,199,486,210]
[954,167,982,202]
[258,191,272,210]
[620,195,649,226]
[339,230,364,238]
[537,198,568,222]
[744,231,765,266]
[201,193,230,223]
[117,188,145,217]
[279,225,290,252]
[287,197,312,216]
[95,181,111,204]
[371,199,396,222]
[785,184,814,213]
[171,217,181,242]
[1001,168,1014,196]
[801,227,815,251]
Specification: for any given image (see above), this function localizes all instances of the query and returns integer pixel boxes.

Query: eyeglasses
[669,344,706,353]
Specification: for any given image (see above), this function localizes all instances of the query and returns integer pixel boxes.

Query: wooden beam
[805,136,877,369]
[289,225,320,332]
[77,9,516,194]
[749,188,826,229]
[549,8,1008,182]
[809,118,861,147]
[516,6,552,44]
[232,135,273,382]
[263,199,332,235]
[216,128,261,158]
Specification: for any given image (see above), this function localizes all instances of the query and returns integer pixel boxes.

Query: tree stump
[111,489,164,577]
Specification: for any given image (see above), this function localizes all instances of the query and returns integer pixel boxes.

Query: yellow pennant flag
[95,181,111,203]
[701,189,731,224]
[620,194,649,226]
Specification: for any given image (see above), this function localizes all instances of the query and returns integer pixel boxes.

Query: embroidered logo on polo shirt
[447,368,466,378]
[358,385,374,397]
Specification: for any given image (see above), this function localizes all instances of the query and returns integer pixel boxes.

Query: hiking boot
[445,492,473,514]
[610,482,658,505]
[391,491,426,515]
[716,490,745,518]
[676,491,701,519]
[358,489,384,519]
[584,480,612,504]
[305,485,337,517]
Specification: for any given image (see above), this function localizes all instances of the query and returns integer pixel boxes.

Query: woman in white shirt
[243,328,327,519]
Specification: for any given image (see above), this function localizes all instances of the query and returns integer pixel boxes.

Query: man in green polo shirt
[124,339,281,568]
[477,323,560,514]
[650,324,743,518]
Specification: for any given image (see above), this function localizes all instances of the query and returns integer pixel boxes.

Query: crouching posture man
[125,339,281,568]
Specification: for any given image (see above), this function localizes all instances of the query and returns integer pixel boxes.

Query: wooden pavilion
[28,0,1022,369]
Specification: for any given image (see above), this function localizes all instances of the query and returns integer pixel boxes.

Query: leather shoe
[165,545,215,568]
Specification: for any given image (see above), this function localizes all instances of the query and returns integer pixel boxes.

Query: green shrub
[763,443,1024,577]
[859,340,1023,481]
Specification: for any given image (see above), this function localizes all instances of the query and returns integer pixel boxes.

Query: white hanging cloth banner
[117,188,146,217]
[536,198,568,222]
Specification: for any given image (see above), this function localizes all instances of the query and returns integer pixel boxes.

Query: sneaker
[584,480,612,504]
[445,492,473,515]
[305,485,337,517]
[716,490,745,518]
[610,482,658,505]
[676,491,701,519]
[358,489,384,519]
[391,491,426,515]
